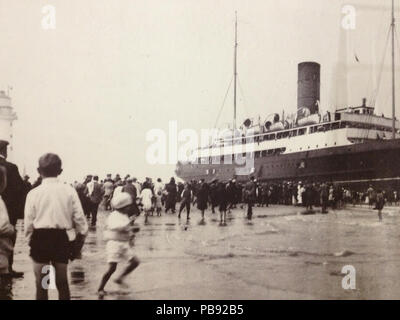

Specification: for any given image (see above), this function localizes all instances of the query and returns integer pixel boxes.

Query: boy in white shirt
[97,192,140,296]
[24,153,88,300]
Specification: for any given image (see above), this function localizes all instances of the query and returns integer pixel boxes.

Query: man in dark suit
[0,140,26,277]
[87,176,104,226]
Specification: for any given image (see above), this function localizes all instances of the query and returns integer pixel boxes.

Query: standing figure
[178,184,192,220]
[153,178,164,216]
[140,183,153,223]
[87,176,104,227]
[244,176,256,220]
[209,179,219,214]
[196,180,209,220]
[376,190,385,222]
[0,165,15,299]
[320,182,329,214]
[24,153,88,300]
[0,140,26,278]
[217,182,228,225]
[103,178,114,211]
[122,179,140,217]
[165,178,177,214]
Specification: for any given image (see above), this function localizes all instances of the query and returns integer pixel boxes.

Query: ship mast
[392,0,396,139]
[233,11,238,131]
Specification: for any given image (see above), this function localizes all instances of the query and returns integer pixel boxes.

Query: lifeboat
[297,113,321,126]
[263,113,280,131]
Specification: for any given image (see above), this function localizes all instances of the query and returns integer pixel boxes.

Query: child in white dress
[97,192,140,296]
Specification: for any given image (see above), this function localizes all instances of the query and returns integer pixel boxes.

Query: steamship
[175,9,400,189]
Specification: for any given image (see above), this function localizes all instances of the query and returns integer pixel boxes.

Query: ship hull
[175,139,400,190]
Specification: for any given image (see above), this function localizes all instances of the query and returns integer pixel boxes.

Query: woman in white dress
[140,183,153,224]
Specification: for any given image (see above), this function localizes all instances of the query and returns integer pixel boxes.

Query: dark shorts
[29,229,70,264]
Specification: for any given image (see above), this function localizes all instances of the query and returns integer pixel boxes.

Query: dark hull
[175,139,400,189]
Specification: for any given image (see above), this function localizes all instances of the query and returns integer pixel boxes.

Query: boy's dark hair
[38,153,62,177]
[93,176,99,181]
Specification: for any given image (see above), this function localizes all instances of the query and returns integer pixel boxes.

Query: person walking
[320,182,329,214]
[87,176,104,227]
[103,178,114,211]
[153,178,164,216]
[0,140,26,278]
[165,178,177,214]
[217,182,228,225]
[244,176,256,220]
[24,153,88,300]
[196,180,209,221]
[376,189,385,222]
[122,179,140,217]
[178,183,192,220]
[140,182,153,223]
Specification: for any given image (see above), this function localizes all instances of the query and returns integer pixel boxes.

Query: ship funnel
[297,62,320,115]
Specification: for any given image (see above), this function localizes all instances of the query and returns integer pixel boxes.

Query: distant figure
[140,183,153,223]
[87,176,104,226]
[376,190,385,222]
[196,179,209,220]
[320,182,329,214]
[165,178,177,214]
[103,178,114,211]
[122,179,140,217]
[217,182,228,225]
[23,175,32,192]
[178,183,192,220]
[153,178,164,216]
[244,176,256,220]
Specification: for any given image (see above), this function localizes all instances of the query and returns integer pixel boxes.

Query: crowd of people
[64,174,390,226]
[0,138,392,300]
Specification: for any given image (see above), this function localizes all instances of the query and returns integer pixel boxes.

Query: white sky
[0,0,399,182]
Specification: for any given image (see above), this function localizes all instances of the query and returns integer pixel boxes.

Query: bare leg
[33,262,49,300]
[98,263,117,293]
[115,257,140,284]
[53,263,70,300]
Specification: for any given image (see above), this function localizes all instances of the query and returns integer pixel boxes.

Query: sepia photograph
[0,0,400,306]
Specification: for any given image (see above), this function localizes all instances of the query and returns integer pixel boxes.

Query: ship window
[298,129,306,135]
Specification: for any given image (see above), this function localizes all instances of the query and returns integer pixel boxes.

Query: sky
[0,0,399,183]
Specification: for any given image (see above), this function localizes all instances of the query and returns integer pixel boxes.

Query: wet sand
[8,204,400,299]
